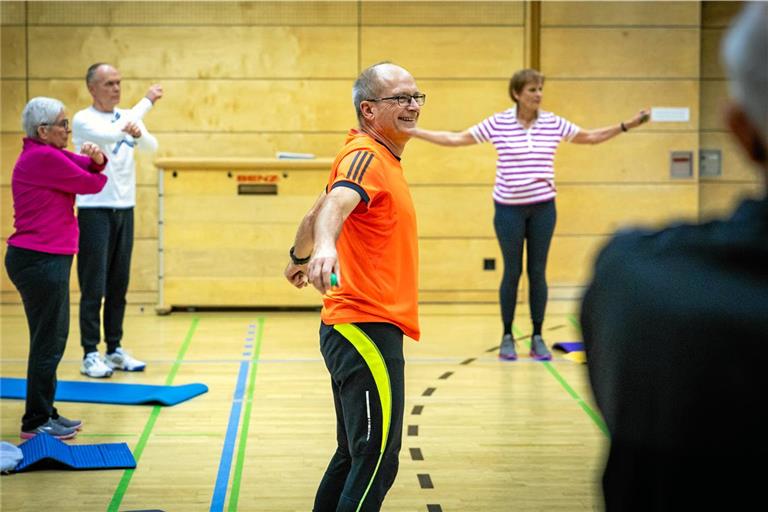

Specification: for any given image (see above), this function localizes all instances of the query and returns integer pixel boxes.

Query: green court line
[567,313,581,331]
[513,325,608,437]
[107,316,200,512]
[227,317,266,512]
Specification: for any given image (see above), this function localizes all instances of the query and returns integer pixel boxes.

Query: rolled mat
[0,377,208,406]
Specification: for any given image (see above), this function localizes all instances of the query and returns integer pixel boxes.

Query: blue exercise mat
[15,432,135,472]
[552,342,585,353]
[0,378,208,406]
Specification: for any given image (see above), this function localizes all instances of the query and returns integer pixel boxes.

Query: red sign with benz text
[236,174,280,183]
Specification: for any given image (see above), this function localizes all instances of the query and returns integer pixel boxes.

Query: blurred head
[22,97,70,148]
[87,63,122,112]
[509,68,544,108]
[353,62,422,150]
[721,2,768,168]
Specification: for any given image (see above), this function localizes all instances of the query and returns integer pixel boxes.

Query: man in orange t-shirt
[284,62,424,511]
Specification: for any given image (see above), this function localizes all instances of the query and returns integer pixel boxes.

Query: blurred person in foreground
[581,3,768,510]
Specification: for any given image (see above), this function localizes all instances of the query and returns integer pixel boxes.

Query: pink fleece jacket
[7,137,108,255]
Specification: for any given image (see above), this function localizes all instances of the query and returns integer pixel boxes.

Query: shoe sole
[20,430,78,440]
[499,354,518,361]
[80,369,113,378]
[108,365,146,372]
[529,352,552,361]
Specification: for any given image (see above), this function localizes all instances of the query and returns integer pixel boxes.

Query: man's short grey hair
[21,97,64,138]
[352,62,392,123]
[86,62,108,85]
[722,2,768,141]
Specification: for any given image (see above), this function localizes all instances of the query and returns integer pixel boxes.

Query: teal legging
[493,200,557,330]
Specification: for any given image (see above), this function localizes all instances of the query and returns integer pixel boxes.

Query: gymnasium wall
[0,1,755,309]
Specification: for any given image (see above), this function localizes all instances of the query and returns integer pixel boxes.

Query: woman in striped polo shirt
[406,68,649,361]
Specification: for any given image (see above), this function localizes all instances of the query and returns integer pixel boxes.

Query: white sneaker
[80,352,113,378]
[104,348,146,372]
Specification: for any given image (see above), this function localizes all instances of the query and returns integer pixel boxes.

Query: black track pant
[77,207,133,354]
[5,246,71,431]
[314,322,405,512]
[493,200,557,328]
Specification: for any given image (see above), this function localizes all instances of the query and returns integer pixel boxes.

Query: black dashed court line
[418,474,434,489]
[427,505,443,512]
[438,371,453,380]
[410,448,424,461]
[411,405,424,415]
[486,346,499,353]
[460,357,476,365]
[408,425,419,436]
[547,324,565,331]
[422,387,436,396]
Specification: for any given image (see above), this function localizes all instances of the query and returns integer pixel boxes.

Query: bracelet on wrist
[289,246,311,265]
[620,122,628,132]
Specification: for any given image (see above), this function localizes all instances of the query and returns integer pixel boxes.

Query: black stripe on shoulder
[355,152,375,184]
[331,180,370,204]
[345,151,363,180]
[349,151,373,182]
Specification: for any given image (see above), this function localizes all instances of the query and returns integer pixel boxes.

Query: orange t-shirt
[320,129,420,340]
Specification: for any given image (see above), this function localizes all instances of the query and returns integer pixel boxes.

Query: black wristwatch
[289,246,311,265]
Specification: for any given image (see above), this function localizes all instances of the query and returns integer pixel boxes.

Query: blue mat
[0,378,208,406]
[552,342,584,353]
[15,432,135,472]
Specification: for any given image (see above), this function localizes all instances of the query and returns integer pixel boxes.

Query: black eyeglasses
[41,119,70,130]
[366,94,426,107]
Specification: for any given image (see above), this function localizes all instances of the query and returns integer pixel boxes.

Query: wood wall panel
[414,79,510,131]
[0,2,25,25]
[1,26,26,78]
[412,184,698,239]
[700,80,728,131]
[542,2,699,26]
[554,132,699,183]
[1,185,13,237]
[544,80,699,131]
[701,2,744,28]
[547,235,610,284]
[27,1,357,26]
[27,26,358,79]
[542,28,699,78]
[700,132,756,182]
[405,141,496,185]
[700,28,726,79]
[418,238,499,291]
[2,133,22,184]
[361,2,524,26]
[1,80,25,132]
[28,79,355,132]
[699,182,763,220]
[361,27,524,78]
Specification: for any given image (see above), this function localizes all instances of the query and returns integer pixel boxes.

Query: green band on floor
[227,317,265,512]
[107,316,200,512]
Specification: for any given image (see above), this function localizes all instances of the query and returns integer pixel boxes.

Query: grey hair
[86,62,108,85]
[21,97,65,138]
[352,62,392,123]
[722,2,768,141]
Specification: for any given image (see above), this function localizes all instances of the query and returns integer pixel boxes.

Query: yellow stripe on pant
[333,323,392,512]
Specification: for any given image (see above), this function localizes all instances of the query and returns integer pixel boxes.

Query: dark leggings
[493,200,557,330]
[5,246,72,431]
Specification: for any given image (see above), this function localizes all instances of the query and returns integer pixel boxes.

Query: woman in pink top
[5,97,107,440]
[407,69,649,361]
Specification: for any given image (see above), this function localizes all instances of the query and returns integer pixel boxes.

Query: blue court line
[210,360,249,512]
[209,320,262,512]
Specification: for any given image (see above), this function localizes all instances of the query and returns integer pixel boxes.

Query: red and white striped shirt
[470,108,580,205]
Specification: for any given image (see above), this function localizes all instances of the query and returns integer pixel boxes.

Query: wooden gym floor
[0,303,605,511]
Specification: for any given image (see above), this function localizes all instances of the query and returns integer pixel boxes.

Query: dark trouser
[493,200,557,329]
[5,246,72,431]
[314,322,405,512]
[77,207,133,355]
